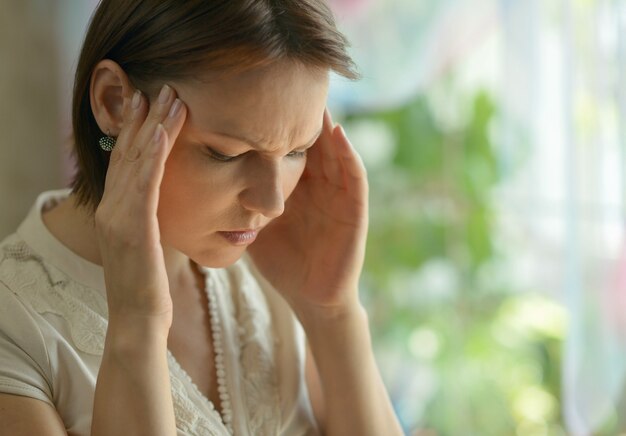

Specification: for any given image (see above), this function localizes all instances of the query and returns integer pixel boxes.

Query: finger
[319,109,344,182]
[105,90,147,192]
[103,94,131,196]
[125,84,177,162]
[104,85,185,215]
[304,108,334,180]
[113,89,148,156]
[334,124,368,196]
[304,137,324,180]
[136,98,187,204]
[109,85,177,188]
[133,123,168,213]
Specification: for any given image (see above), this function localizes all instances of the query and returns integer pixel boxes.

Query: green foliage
[343,89,566,434]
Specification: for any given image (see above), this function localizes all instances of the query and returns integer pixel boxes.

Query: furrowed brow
[213,126,323,150]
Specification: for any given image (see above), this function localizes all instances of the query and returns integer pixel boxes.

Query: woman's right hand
[94,84,187,332]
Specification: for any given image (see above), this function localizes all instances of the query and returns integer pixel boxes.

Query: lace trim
[176,263,283,435]
[164,269,234,436]
[230,262,282,435]
[167,355,227,435]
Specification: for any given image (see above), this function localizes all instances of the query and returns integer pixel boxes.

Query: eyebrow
[212,126,323,150]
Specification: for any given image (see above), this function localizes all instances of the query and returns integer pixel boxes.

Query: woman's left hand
[247,109,369,316]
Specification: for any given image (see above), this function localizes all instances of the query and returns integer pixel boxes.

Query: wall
[0,1,62,239]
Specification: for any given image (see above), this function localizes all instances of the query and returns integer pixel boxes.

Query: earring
[99,130,116,151]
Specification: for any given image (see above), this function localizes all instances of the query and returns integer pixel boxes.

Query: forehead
[174,63,329,146]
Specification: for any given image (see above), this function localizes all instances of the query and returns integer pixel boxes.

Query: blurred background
[2,1,626,435]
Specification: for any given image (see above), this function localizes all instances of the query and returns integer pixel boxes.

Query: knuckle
[149,101,167,120]
[124,145,142,162]
[147,110,162,124]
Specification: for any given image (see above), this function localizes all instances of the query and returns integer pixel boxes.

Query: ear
[89,59,136,137]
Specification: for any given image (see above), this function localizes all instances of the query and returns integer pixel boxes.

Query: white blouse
[0,189,320,436]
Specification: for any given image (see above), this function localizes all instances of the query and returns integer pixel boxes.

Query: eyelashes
[206,148,237,162]
[205,147,307,163]
[285,150,308,159]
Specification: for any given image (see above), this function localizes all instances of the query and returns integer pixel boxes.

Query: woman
[0,1,403,435]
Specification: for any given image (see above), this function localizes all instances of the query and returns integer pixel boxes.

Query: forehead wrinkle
[185,116,266,147]
[212,129,268,149]
[194,118,323,152]
[219,126,323,152]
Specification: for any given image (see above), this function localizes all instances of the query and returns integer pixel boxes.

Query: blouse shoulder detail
[0,236,108,356]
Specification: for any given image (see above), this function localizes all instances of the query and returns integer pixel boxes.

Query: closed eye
[286,150,307,158]
[205,147,238,162]
[204,146,307,163]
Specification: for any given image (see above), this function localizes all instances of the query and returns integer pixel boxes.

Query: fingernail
[132,90,141,109]
[153,123,164,143]
[158,84,171,104]
[168,99,182,118]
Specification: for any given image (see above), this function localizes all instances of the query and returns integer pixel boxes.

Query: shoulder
[0,232,67,370]
[0,232,66,299]
[0,232,107,356]
[0,233,53,332]
[0,249,54,405]
[0,274,48,365]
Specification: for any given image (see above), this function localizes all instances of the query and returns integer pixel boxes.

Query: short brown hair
[71,0,359,211]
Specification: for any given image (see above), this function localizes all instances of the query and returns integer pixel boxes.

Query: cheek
[161,145,239,192]
[159,151,198,203]
[283,159,307,198]
[158,147,235,215]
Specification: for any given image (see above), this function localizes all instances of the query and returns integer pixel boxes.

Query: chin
[191,246,247,269]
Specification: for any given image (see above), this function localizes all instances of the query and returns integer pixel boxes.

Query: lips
[218,229,258,245]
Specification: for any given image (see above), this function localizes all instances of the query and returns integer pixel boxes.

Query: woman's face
[157,63,329,268]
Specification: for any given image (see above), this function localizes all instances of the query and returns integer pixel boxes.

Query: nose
[239,159,285,219]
